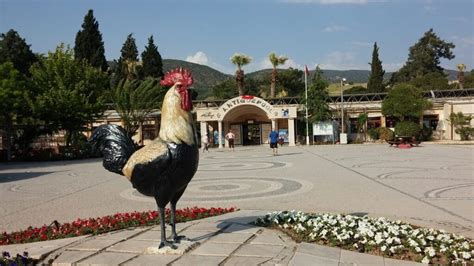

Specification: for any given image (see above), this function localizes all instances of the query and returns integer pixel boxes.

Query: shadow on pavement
[0,171,56,183]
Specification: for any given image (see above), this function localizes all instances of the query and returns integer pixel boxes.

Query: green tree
[410,72,449,91]
[277,68,304,97]
[141,35,163,79]
[211,79,238,99]
[304,66,332,123]
[382,83,431,122]
[464,69,474,88]
[116,33,140,81]
[111,78,165,139]
[0,29,37,76]
[268,52,288,98]
[74,9,108,71]
[30,44,108,147]
[0,62,28,160]
[449,112,473,140]
[391,29,454,83]
[230,53,252,96]
[367,42,385,92]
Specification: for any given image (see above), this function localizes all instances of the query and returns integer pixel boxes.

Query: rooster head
[160,68,194,111]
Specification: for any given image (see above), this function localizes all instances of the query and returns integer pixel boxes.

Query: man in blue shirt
[269,129,279,156]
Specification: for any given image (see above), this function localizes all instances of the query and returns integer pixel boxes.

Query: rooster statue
[89,68,199,249]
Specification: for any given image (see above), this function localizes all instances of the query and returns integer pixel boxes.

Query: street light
[340,78,347,144]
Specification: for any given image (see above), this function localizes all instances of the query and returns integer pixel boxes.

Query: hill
[162,59,460,99]
[163,59,232,99]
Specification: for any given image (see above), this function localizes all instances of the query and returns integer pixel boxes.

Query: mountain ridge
[163,59,460,99]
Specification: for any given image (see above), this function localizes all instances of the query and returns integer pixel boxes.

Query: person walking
[225,129,235,152]
[202,133,209,152]
[269,129,279,156]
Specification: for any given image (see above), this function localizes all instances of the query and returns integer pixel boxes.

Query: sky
[1,0,473,74]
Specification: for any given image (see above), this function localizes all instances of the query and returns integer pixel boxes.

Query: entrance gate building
[196,96,298,148]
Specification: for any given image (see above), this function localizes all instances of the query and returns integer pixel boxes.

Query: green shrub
[394,121,421,138]
[368,128,379,140]
[376,127,394,141]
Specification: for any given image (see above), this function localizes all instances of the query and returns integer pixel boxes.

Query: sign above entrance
[195,96,297,122]
[217,96,277,119]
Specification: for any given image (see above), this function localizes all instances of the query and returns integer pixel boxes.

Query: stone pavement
[2,210,422,265]
[1,143,472,264]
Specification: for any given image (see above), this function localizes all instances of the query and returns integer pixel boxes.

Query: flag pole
[305,66,310,145]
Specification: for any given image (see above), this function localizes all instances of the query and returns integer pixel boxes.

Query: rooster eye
[176,84,183,89]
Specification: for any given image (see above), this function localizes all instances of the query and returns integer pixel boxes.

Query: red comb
[160,68,193,87]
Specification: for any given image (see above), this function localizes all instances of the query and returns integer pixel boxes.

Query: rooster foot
[172,235,189,243]
[159,240,177,249]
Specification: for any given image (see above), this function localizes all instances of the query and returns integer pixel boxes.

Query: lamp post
[304,66,310,145]
[340,78,347,144]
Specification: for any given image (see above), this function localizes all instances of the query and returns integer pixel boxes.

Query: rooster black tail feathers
[89,124,136,175]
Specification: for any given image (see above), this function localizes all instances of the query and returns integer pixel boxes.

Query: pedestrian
[225,129,235,151]
[269,128,279,156]
[202,133,209,152]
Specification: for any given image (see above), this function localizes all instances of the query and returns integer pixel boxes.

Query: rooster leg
[170,188,189,243]
[170,202,187,243]
[158,206,177,249]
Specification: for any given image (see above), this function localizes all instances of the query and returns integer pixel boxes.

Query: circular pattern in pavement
[198,161,288,171]
[119,176,313,203]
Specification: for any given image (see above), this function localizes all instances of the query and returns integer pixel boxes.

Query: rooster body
[90,68,199,249]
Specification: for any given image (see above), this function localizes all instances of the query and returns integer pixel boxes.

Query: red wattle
[180,89,192,111]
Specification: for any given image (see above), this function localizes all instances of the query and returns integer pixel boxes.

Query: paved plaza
[0,143,473,264]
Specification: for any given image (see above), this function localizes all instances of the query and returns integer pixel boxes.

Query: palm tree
[111,78,164,142]
[457,63,466,90]
[230,53,252,96]
[269,52,288,98]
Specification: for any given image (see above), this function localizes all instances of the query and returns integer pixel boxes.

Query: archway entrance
[196,96,298,148]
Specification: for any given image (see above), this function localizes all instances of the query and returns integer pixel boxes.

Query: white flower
[375,233,384,244]
[461,241,470,250]
[320,229,328,237]
[408,239,419,247]
[440,245,447,252]
[462,252,471,259]
[421,256,430,264]
[415,247,422,253]
[381,245,387,252]
[424,247,436,257]
[427,235,435,241]
[389,246,397,253]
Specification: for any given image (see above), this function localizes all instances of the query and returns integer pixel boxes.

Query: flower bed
[1,207,236,246]
[255,210,473,264]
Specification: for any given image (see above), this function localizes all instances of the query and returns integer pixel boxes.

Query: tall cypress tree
[0,29,37,76]
[141,35,163,79]
[367,42,385,93]
[305,66,332,123]
[74,9,107,71]
[120,33,139,61]
[117,33,140,81]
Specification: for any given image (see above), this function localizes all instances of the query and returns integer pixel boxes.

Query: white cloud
[323,25,349,32]
[185,51,209,65]
[185,51,233,74]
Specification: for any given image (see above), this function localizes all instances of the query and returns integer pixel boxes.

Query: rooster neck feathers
[159,86,195,145]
